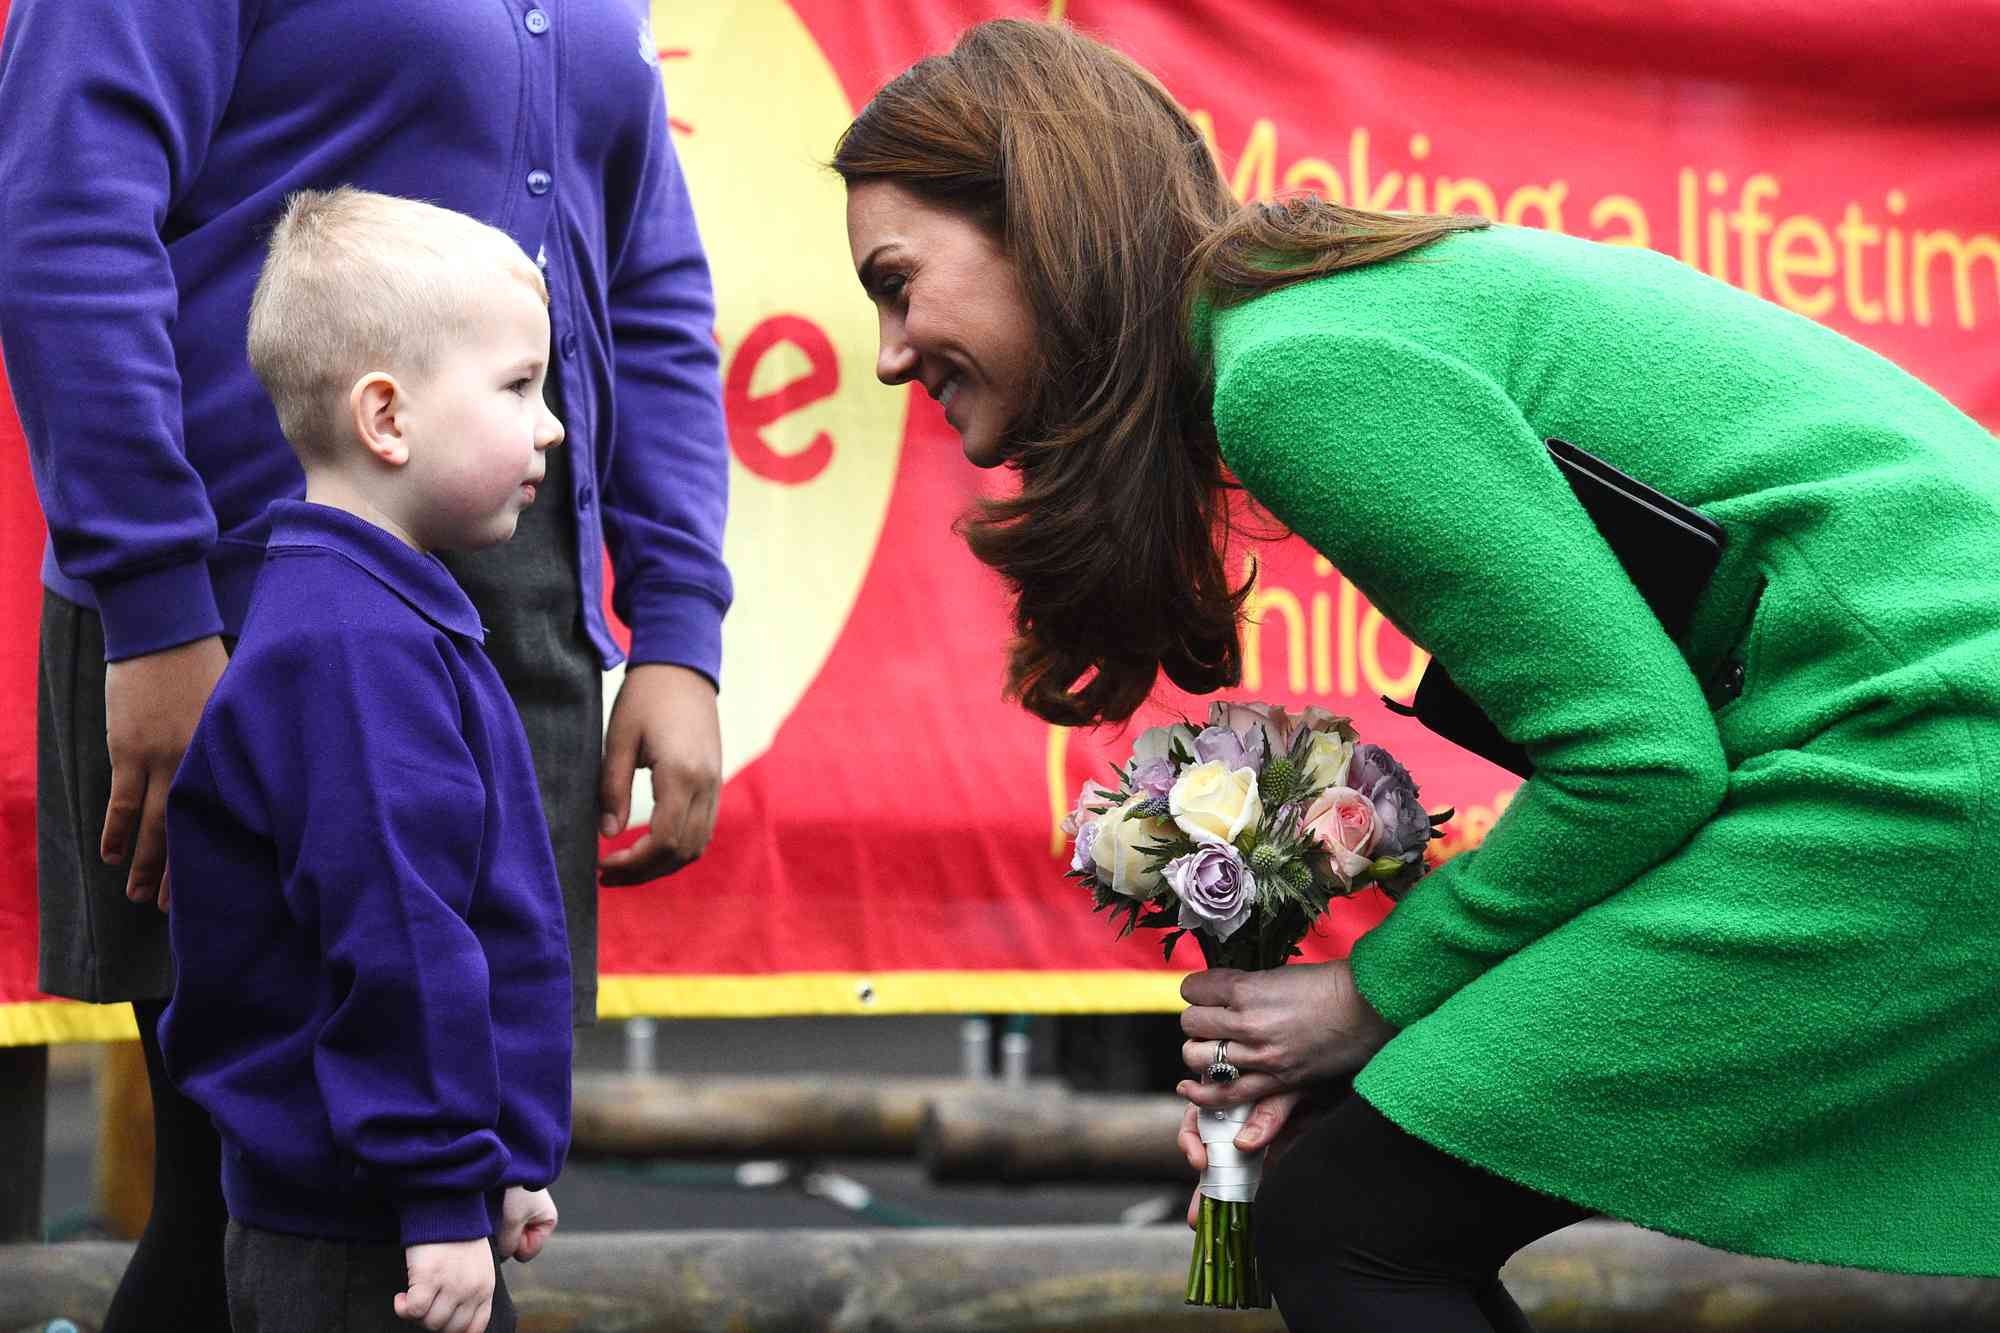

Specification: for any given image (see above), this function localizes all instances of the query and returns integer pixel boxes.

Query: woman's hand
[1177,1089,1306,1228]
[102,635,229,911]
[1174,960,1396,1109]
[598,664,722,886]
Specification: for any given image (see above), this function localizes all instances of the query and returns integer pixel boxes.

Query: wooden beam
[919,1090,1192,1181]
[571,1073,1004,1158]
[7,1224,1997,1331]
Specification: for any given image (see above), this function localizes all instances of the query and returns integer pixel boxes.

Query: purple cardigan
[0,0,730,676]
[162,502,572,1245]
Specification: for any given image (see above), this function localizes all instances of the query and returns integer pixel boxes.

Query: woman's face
[846,180,1036,468]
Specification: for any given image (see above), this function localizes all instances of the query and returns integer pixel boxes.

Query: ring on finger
[1203,1039,1241,1085]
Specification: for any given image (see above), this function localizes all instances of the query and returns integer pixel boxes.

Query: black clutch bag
[1384,438,1725,778]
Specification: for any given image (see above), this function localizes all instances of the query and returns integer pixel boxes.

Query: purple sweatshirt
[162,502,572,1245]
[0,0,730,675]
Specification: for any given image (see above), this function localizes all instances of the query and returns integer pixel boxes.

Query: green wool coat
[1203,223,2000,1276]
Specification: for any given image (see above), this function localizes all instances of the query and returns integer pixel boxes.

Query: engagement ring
[1204,1039,1240,1084]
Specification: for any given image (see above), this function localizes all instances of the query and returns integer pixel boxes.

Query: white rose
[1090,794,1173,897]
[1299,731,1355,791]
[1168,760,1262,846]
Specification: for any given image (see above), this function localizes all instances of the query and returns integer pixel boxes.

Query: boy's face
[398,274,564,551]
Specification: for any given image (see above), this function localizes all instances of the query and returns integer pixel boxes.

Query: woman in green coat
[837,18,2000,1332]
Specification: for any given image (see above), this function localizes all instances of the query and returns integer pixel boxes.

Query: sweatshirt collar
[264,500,485,643]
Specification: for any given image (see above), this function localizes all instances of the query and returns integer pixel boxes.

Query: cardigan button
[1722,660,1747,699]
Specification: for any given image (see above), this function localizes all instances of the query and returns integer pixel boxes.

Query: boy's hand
[102,634,228,911]
[498,1186,558,1262]
[396,1238,494,1332]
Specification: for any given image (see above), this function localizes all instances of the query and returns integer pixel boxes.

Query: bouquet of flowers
[1061,701,1449,1310]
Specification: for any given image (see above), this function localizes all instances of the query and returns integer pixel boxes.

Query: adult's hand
[1174,961,1397,1109]
[102,634,229,911]
[598,663,721,886]
[1177,1089,1307,1228]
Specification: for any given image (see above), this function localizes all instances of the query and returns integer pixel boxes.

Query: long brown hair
[833,19,1488,727]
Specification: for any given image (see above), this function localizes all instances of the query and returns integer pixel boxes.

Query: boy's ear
[350,372,409,467]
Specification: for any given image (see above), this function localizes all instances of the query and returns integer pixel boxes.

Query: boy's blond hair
[247,187,548,459]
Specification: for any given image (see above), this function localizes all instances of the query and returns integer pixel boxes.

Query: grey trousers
[35,407,604,1023]
[224,1220,517,1333]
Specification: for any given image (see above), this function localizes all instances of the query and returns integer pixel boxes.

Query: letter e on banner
[726,314,839,484]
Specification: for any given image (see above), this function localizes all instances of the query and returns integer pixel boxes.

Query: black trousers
[1252,1092,1593,1333]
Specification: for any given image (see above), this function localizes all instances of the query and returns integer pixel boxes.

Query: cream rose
[1168,760,1262,846]
[1129,721,1199,769]
[1298,731,1355,791]
[1090,793,1174,898]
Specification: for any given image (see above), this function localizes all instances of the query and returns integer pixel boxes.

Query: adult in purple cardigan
[0,2,732,1325]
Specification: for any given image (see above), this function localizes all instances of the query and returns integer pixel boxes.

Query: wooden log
[574,1075,1193,1178]
[571,1073,1055,1158]
[919,1090,1192,1182]
[9,1224,1998,1331]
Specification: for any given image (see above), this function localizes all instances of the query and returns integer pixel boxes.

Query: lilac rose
[1070,819,1104,879]
[1128,757,1178,800]
[1163,843,1258,941]
[1349,743,1431,863]
[1193,723,1267,772]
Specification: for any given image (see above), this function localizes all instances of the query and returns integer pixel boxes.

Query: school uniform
[0,0,734,1021]
[161,501,571,1329]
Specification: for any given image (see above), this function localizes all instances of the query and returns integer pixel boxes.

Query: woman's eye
[876,273,907,300]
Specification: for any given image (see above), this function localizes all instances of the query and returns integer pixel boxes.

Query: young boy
[160,188,572,1333]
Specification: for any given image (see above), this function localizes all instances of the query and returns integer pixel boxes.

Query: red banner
[5,0,1998,1039]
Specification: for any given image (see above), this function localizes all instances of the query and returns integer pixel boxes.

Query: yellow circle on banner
[612,1,905,821]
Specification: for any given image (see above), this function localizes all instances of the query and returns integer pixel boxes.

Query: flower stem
[1185,1197,1272,1309]
[1185,1206,1203,1303]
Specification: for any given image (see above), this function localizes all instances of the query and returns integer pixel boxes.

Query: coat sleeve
[598,83,732,684]
[1211,328,1728,1026]
[227,626,509,1244]
[0,0,260,659]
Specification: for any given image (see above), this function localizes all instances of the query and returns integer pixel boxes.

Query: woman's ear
[349,372,409,467]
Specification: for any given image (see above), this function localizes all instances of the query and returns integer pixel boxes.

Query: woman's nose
[877,324,917,385]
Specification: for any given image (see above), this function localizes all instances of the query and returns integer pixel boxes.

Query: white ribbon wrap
[1196,1102,1265,1203]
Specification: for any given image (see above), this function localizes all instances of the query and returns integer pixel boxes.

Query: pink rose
[1208,701,1293,757]
[1060,781,1117,838]
[1299,785,1380,886]
[1291,706,1356,742]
